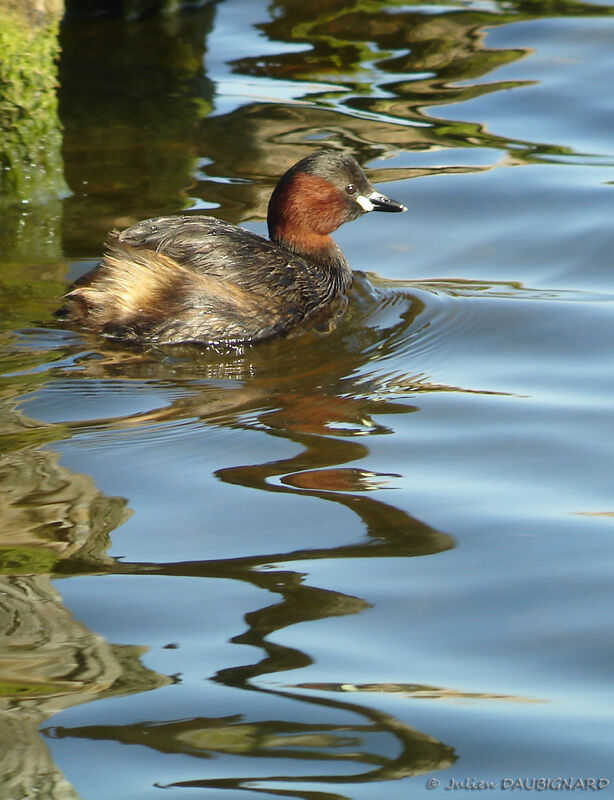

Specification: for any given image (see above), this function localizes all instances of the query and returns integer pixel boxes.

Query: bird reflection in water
[41,278,513,795]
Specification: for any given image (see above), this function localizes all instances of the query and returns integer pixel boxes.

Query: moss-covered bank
[0,0,66,204]
[0,0,66,260]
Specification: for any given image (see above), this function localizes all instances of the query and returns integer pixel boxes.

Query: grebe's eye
[345,184,357,195]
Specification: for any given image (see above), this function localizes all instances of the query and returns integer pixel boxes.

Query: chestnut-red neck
[267,171,347,261]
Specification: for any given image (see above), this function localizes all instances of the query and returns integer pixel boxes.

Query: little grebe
[58,150,406,346]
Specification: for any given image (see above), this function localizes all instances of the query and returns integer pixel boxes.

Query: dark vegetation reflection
[54,0,612,258]
[1,0,609,797]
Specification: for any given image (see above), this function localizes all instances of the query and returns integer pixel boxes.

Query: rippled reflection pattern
[1,0,614,798]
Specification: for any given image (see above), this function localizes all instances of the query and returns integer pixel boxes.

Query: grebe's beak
[355,191,407,213]
[368,190,407,213]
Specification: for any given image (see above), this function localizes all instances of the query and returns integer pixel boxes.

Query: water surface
[2,1,614,798]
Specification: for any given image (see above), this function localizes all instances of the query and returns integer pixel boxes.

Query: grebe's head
[267,150,406,255]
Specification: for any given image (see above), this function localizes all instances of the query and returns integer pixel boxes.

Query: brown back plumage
[58,217,351,345]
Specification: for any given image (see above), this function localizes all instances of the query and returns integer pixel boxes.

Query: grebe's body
[58,150,406,346]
